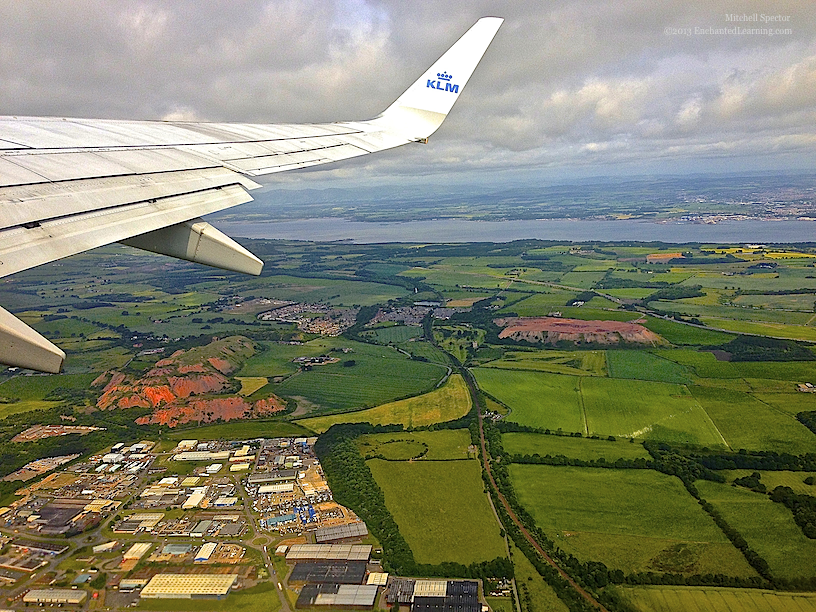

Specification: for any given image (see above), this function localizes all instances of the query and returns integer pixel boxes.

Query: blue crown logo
[437,72,453,82]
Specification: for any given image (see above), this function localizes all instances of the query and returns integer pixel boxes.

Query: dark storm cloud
[1,0,814,182]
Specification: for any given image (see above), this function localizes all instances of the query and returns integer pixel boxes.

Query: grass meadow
[606,350,691,384]
[479,350,606,377]
[368,458,506,565]
[621,586,816,612]
[509,542,569,612]
[502,433,651,461]
[723,470,816,496]
[696,480,816,581]
[0,372,98,417]
[580,377,726,446]
[272,340,446,414]
[297,373,471,432]
[473,369,584,432]
[509,465,752,576]
[640,318,735,346]
[357,429,473,460]
[690,386,816,454]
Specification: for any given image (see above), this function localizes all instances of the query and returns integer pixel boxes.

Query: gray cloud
[1,0,814,184]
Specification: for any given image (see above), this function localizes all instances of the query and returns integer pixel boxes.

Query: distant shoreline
[211,217,816,244]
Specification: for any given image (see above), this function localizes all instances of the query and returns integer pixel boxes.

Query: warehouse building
[23,589,87,605]
[413,580,483,612]
[286,544,371,562]
[315,522,368,543]
[296,584,378,609]
[140,573,237,599]
[123,542,152,560]
[195,542,217,562]
[288,561,367,586]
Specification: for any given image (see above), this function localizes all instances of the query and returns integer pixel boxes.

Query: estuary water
[212,217,816,244]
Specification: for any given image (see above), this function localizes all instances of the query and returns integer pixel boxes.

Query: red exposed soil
[496,316,666,346]
[135,395,285,427]
[207,357,233,374]
[93,335,285,427]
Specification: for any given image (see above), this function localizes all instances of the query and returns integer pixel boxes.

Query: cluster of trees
[566,291,598,306]
[797,411,816,436]
[641,285,705,303]
[769,486,816,539]
[689,447,816,472]
[314,422,512,580]
[711,335,816,362]
[733,472,766,493]
[511,453,652,470]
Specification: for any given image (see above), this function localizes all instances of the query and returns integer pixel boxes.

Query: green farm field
[690,386,815,454]
[272,340,446,414]
[502,291,579,316]
[606,350,691,384]
[357,429,473,461]
[297,373,470,432]
[621,586,816,612]
[723,470,816,496]
[479,349,606,377]
[473,368,584,432]
[696,480,816,581]
[502,433,652,461]
[368,458,506,565]
[509,542,569,612]
[641,317,735,346]
[0,372,98,417]
[509,465,752,576]
[580,377,726,446]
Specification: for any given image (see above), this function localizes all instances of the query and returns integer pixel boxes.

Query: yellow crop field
[236,377,269,396]
[297,373,471,433]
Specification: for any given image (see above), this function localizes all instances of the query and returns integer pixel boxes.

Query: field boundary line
[578,377,589,436]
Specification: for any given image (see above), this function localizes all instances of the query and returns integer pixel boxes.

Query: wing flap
[0,305,65,373]
[121,218,263,275]
[0,168,260,231]
[0,184,252,278]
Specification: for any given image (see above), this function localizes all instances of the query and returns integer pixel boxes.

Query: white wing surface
[0,17,502,372]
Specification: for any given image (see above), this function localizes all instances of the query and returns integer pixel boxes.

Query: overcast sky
[1,1,814,188]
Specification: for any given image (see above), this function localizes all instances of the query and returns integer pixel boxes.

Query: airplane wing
[0,17,502,373]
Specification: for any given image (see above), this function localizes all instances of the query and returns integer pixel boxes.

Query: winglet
[373,17,503,141]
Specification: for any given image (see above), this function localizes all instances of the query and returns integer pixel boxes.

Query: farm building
[140,573,237,599]
[286,544,371,562]
[315,522,368,543]
[288,561,367,586]
[296,584,378,609]
[23,589,87,605]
